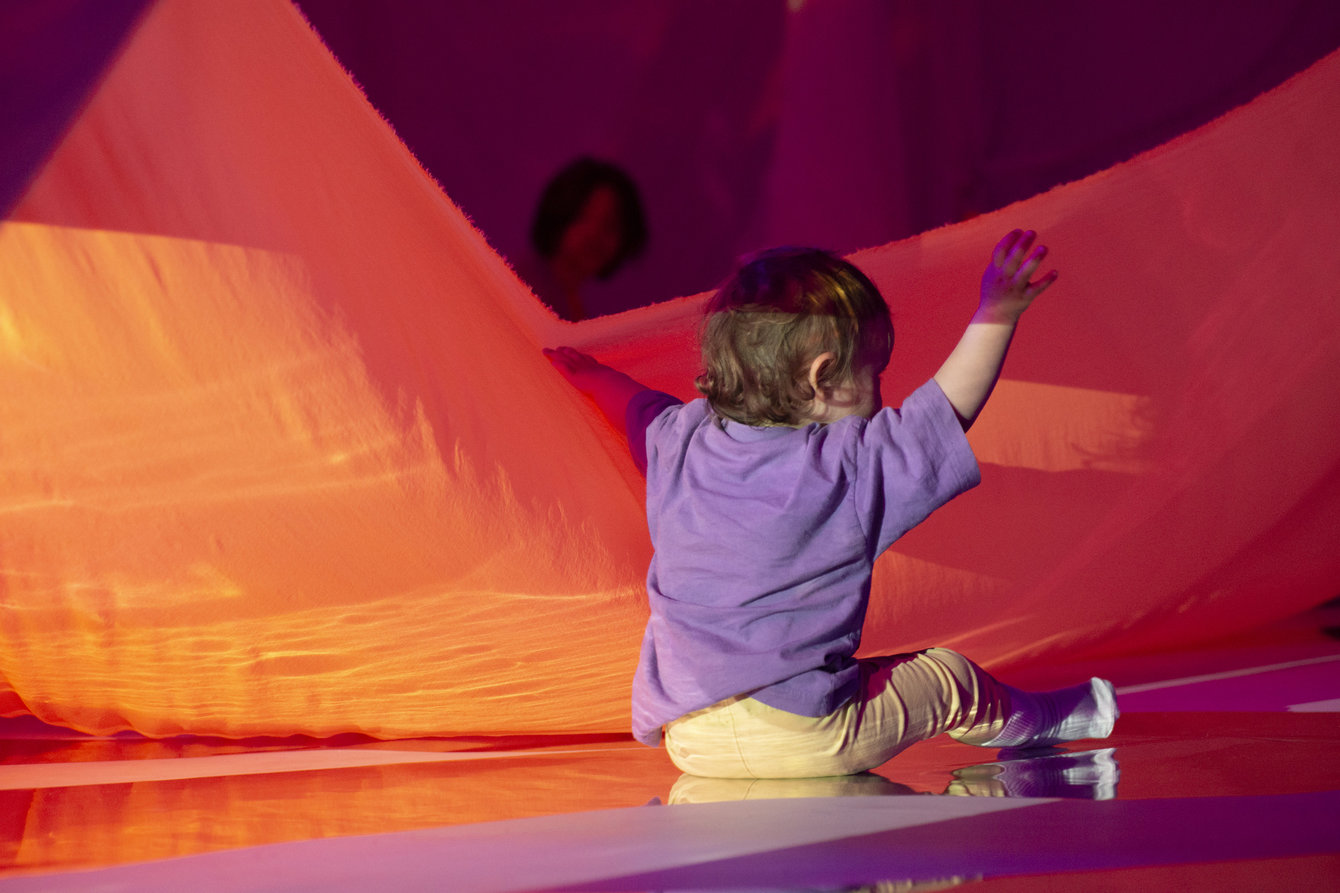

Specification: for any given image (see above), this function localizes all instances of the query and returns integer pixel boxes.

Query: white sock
[981,677,1118,748]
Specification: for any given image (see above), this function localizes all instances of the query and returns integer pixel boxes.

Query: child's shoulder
[630,388,688,419]
[640,392,707,437]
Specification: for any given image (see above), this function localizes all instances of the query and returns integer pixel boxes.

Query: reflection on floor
[2,604,1337,891]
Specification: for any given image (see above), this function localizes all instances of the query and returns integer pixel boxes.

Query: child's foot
[982,677,1119,749]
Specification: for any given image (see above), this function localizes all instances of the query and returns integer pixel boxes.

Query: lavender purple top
[625,379,981,746]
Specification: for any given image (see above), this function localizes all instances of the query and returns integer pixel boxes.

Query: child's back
[632,375,977,746]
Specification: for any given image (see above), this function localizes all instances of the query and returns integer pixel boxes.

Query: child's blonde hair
[696,247,894,426]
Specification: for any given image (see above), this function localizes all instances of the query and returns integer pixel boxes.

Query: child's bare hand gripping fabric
[543,346,649,437]
[934,229,1057,430]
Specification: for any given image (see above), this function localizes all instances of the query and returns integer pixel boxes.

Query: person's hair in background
[531,157,648,275]
[526,157,648,321]
[697,247,894,427]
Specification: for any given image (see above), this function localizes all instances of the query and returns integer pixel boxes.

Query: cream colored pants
[664,648,1011,778]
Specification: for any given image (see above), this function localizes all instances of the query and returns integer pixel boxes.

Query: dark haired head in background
[525,157,648,321]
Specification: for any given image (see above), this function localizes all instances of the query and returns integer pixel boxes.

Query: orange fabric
[2,0,1337,738]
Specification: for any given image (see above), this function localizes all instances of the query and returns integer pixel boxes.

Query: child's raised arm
[544,346,650,436]
[933,230,1057,431]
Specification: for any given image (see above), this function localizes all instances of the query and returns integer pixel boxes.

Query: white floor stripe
[0,744,635,791]
[1114,653,1340,695]
[1288,698,1340,712]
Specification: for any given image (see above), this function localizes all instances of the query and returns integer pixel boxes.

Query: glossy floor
[2,606,1337,891]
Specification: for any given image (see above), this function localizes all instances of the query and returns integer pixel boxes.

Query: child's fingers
[992,229,1024,267]
[985,230,1056,309]
[1000,230,1039,277]
[1015,244,1048,283]
[543,346,577,371]
[545,346,582,362]
[1024,269,1059,298]
[544,345,601,376]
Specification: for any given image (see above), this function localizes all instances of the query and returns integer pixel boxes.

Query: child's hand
[977,230,1058,325]
[544,346,650,435]
[544,346,611,391]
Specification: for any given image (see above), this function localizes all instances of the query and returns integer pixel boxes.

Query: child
[544,230,1117,778]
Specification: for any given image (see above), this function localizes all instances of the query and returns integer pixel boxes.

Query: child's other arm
[933,230,1057,431]
[544,346,649,436]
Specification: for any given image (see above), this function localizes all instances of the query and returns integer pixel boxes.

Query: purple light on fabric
[0,0,150,218]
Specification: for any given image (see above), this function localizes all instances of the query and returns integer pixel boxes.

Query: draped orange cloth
[2,0,1337,738]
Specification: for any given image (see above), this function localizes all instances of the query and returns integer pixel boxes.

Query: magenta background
[295,0,1340,315]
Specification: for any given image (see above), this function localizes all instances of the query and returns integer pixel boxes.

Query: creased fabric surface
[1,0,1336,737]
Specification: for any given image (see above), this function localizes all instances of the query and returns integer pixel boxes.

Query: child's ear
[807,352,836,394]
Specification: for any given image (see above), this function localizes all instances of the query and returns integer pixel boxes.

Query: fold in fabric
[1,0,1337,737]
